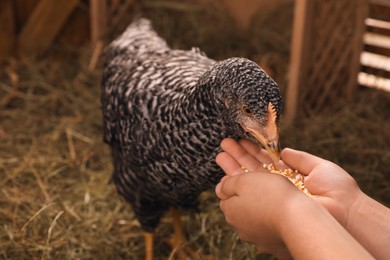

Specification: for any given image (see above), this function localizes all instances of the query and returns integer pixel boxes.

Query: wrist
[277,194,328,258]
[345,191,390,259]
[276,192,316,240]
[277,193,375,260]
[345,190,368,232]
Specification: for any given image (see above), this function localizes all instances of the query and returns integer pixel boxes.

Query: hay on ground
[1,1,389,259]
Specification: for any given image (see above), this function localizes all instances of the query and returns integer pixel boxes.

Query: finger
[216,152,244,176]
[239,139,291,171]
[215,175,230,199]
[239,139,274,165]
[281,148,326,175]
[220,138,261,171]
[216,175,240,200]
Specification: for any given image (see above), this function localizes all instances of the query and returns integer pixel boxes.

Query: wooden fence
[285,0,368,123]
[2,0,386,122]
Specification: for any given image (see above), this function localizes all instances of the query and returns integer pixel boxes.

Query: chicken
[101,18,282,259]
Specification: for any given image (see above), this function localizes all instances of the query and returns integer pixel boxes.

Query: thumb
[215,175,240,200]
[281,148,326,176]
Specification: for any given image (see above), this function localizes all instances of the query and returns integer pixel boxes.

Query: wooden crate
[358,0,390,91]
[286,0,368,123]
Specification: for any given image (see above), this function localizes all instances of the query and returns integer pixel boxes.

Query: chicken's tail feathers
[104,18,169,60]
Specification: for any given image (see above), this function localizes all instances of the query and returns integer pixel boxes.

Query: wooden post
[0,0,15,57]
[90,0,107,46]
[285,0,312,125]
[88,0,107,71]
[346,0,368,97]
[18,0,80,56]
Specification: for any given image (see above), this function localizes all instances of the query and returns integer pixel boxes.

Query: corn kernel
[262,163,312,196]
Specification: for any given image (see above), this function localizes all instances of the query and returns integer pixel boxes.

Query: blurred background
[1,0,389,259]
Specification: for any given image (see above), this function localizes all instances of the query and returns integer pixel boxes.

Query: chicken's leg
[144,232,154,260]
[169,208,185,249]
[144,209,185,260]
[169,208,206,259]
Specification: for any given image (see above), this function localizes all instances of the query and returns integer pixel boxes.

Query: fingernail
[215,182,222,195]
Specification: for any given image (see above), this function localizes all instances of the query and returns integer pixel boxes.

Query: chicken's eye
[242,105,252,115]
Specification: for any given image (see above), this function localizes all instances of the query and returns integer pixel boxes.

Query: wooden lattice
[286,0,368,122]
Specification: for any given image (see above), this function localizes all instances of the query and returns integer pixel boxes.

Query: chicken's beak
[242,102,280,164]
[243,125,280,164]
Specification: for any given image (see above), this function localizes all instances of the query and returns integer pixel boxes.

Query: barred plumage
[101,18,282,232]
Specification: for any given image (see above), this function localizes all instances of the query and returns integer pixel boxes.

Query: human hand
[216,138,386,260]
[215,139,310,258]
[280,146,363,227]
[217,138,363,228]
[216,172,302,258]
[275,143,390,260]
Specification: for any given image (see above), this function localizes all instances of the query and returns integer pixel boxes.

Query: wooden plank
[366,18,390,30]
[364,32,390,48]
[285,0,312,124]
[346,0,368,97]
[13,0,40,31]
[88,40,104,71]
[18,0,80,56]
[358,72,390,91]
[361,52,390,88]
[90,0,107,46]
[0,0,15,57]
